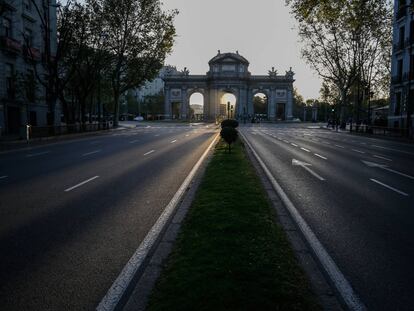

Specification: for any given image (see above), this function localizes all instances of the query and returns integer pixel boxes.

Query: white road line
[26,151,50,158]
[97,133,220,311]
[0,175,8,180]
[129,140,139,144]
[185,134,190,137]
[291,143,298,147]
[283,140,290,143]
[352,149,365,154]
[64,176,100,192]
[144,150,155,156]
[171,140,177,144]
[370,179,409,197]
[373,155,393,162]
[154,134,160,137]
[335,144,345,149]
[314,154,328,160]
[82,150,101,157]
[371,145,414,155]
[240,132,365,311]
[301,147,311,152]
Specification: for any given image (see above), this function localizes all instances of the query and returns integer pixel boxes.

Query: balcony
[23,46,41,61]
[0,36,22,55]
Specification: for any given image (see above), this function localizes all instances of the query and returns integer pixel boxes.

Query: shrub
[221,119,239,129]
[220,126,238,153]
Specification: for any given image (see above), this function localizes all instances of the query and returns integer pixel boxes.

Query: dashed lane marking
[352,149,365,154]
[314,154,328,160]
[291,143,298,147]
[301,147,311,153]
[335,145,345,149]
[373,155,393,162]
[171,140,177,144]
[370,179,409,197]
[26,151,51,158]
[129,140,139,144]
[64,176,100,192]
[82,150,102,157]
[144,150,155,156]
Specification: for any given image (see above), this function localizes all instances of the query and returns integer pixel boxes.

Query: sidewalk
[0,126,124,153]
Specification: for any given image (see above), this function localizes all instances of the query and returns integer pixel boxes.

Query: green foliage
[221,119,239,128]
[286,0,393,121]
[253,95,268,115]
[220,126,238,153]
[147,140,320,311]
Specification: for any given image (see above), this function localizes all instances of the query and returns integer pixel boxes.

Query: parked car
[134,116,144,121]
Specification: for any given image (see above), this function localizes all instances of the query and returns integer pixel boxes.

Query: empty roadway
[0,123,217,310]
[241,123,414,311]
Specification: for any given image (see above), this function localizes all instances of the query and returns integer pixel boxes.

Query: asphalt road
[0,123,217,310]
[241,123,414,311]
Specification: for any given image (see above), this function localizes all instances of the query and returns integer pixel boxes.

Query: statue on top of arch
[285,67,295,80]
[268,67,278,78]
[181,67,190,76]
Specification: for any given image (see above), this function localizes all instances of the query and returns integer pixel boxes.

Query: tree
[286,0,392,127]
[220,127,238,153]
[293,87,305,119]
[97,0,177,126]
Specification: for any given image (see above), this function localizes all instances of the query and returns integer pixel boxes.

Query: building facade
[0,0,57,136]
[134,65,179,102]
[389,0,414,130]
[163,51,295,121]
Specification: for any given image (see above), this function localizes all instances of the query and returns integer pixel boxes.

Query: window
[395,92,402,116]
[23,0,31,11]
[398,59,404,81]
[5,63,15,99]
[24,28,33,46]
[399,26,405,49]
[26,69,36,102]
[3,18,12,38]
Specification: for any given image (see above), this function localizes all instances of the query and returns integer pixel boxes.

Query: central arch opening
[221,93,237,119]
[189,92,204,121]
[253,93,268,120]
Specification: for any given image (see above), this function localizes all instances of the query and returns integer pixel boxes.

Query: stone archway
[188,89,205,121]
[163,51,295,122]
[252,91,270,120]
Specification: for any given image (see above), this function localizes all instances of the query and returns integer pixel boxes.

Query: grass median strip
[147,140,320,311]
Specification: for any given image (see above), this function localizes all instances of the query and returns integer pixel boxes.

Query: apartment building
[0,0,57,136]
[390,0,414,130]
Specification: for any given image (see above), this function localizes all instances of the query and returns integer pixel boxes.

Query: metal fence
[29,122,113,139]
[350,124,408,138]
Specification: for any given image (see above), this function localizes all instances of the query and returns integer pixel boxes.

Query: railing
[351,124,408,137]
[0,36,21,54]
[29,122,113,139]
[23,45,41,61]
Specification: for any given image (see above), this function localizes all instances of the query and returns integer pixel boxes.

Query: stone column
[181,88,188,120]
[164,87,171,119]
[247,88,253,117]
[287,88,293,120]
[269,88,276,121]
[203,89,209,121]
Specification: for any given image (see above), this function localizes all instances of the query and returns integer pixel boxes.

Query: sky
[162,0,322,101]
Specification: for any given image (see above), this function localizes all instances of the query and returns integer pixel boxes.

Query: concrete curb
[240,133,345,311]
